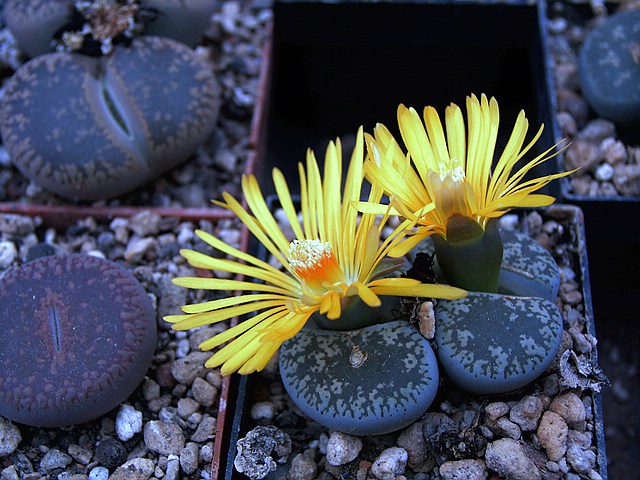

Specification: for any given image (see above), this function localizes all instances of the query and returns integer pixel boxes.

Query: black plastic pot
[215,2,609,478]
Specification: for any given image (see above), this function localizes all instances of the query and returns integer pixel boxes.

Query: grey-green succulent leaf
[280,320,440,435]
[435,292,563,394]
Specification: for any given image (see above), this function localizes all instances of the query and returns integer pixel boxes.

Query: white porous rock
[595,163,614,182]
[439,459,488,480]
[88,466,109,480]
[371,447,408,480]
[537,411,568,462]
[485,438,541,480]
[116,404,143,441]
[326,431,363,466]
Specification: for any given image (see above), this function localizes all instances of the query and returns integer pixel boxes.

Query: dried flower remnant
[0,254,156,427]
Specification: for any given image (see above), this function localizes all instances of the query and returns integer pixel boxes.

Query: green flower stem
[433,216,503,293]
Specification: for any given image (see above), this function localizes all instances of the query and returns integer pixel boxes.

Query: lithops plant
[280,321,440,435]
[166,128,465,436]
[0,35,219,200]
[3,0,217,57]
[362,94,573,394]
[579,9,640,124]
[0,0,220,200]
[0,254,156,427]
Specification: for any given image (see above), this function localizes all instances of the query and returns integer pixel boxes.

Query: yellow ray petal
[199,307,289,350]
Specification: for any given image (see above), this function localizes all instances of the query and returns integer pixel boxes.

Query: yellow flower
[362,94,573,256]
[165,128,466,375]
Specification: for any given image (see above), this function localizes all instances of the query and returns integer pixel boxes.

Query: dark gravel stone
[95,437,127,470]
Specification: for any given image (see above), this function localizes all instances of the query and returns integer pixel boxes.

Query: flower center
[288,239,344,293]
[438,157,466,183]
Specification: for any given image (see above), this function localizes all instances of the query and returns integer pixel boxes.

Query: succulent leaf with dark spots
[0,254,156,427]
[0,36,220,200]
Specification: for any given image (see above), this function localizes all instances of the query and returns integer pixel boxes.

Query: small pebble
[115,404,143,441]
[109,458,155,480]
[326,431,363,466]
[0,240,17,269]
[39,449,72,473]
[163,458,180,480]
[0,417,21,456]
[492,417,522,440]
[566,430,596,475]
[68,444,92,465]
[124,237,158,263]
[250,401,277,422]
[537,411,569,461]
[594,163,614,182]
[88,466,109,480]
[142,378,161,401]
[509,395,544,431]
[600,138,626,165]
[180,443,200,475]
[170,352,212,385]
[129,211,161,237]
[177,397,200,419]
[289,452,317,480]
[371,447,408,480]
[485,438,541,480]
[192,377,217,407]
[190,415,216,442]
[439,459,488,480]
[550,393,587,425]
[485,402,509,422]
[397,422,432,471]
[0,214,35,235]
[94,438,127,470]
[143,421,185,456]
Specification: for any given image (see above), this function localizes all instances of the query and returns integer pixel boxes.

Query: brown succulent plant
[0,254,157,427]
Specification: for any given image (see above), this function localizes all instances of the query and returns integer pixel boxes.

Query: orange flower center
[288,239,345,293]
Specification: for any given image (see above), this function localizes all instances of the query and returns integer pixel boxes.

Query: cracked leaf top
[165,128,466,375]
